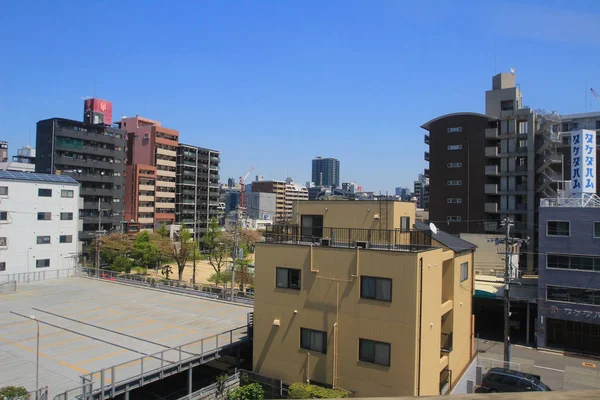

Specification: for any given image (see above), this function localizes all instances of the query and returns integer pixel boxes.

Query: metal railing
[177,371,240,400]
[264,225,434,252]
[53,376,92,400]
[85,326,248,399]
[76,267,254,305]
[441,333,453,353]
[0,280,16,293]
[440,367,452,395]
[29,386,48,400]
[2,268,75,283]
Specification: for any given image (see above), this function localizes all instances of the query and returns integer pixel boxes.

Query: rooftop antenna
[510,67,515,75]
[429,222,439,235]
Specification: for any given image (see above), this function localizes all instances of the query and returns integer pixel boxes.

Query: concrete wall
[537,207,600,349]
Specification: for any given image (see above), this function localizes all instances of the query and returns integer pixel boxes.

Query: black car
[481,368,551,392]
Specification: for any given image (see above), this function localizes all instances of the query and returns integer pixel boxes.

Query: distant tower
[311,156,340,188]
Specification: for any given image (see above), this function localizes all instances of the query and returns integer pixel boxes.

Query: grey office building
[35,118,127,244]
[312,156,340,188]
[245,191,276,220]
[537,197,600,355]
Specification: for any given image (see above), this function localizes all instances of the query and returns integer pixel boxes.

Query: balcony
[156,202,175,209]
[61,172,116,183]
[485,128,498,139]
[138,206,154,213]
[156,191,176,199]
[484,184,498,195]
[139,184,155,192]
[423,169,430,178]
[157,180,176,188]
[485,147,499,157]
[485,165,498,176]
[80,187,119,197]
[156,147,176,157]
[440,332,453,353]
[156,158,176,168]
[157,170,176,178]
[485,202,498,213]
[424,134,430,145]
[424,152,430,162]
[182,179,196,186]
[264,225,434,252]
[138,217,154,224]
[55,155,119,171]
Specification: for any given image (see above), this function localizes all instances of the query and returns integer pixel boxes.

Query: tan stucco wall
[253,242,462,397]
[293,200,416,231]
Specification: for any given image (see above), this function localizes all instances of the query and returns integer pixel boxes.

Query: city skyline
[1,1,599,193]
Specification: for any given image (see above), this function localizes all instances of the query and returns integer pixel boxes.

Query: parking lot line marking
[539,350,563,356]
[40,337,84,349]
[55,343,105,356]
[73,349,129,366]
[534,365,564,373]
[156,330,197,343]
[582,362,596,368]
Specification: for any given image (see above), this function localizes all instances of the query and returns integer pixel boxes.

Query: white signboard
[571,129,596,194]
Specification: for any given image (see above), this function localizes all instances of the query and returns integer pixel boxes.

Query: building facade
[35,116,126,245]
[252,180,286,221]
[119,116,179,229]
[175,143,220,236]
[0,172,79,280]
[413,173,429,210]
[0,145,36,172]
[312,156,340,188]
[253,200,475,397]
[245,191,276,220]
[536,198,600,355]
[124,164,156,230]
[284,180,309,221]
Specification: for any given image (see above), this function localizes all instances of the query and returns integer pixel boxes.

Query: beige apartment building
[251,180,287,221]
[253,200,476,397]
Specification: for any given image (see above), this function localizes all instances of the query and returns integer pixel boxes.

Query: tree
[112,256,133,273]
[0,386,30,399]
[234,257,254,290]
[228,383,264,400]
[238,229,262,253]
[156,225,169,238]
[99,233,133,266]
[207,270,232,288]
[171,228,195,281]
[203,218,232,274]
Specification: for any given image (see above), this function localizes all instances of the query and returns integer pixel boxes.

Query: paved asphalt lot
[476,339,600,391]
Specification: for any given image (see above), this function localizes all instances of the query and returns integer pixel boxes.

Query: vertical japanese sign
[571,129,596,194]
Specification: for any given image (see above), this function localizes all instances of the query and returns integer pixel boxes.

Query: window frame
[460,262,469,282]
[447,180,462,186]
[0,211,7,221]
[276,267,301,290]
[37,212,52,221]
[546,284,600,307]
[300,328,327,354]
[447,216,462,222]
[447,162,462,168]
[546,220,571,237]
[61,189,74,198]
[38,188,52,197]
[37,236,51,245]
[59,235,73,244]
[447,198,462,204]
[546,253,600,273]
[359,338,391,367]
[0,262,5,271]
[36,259,50,268]
[360,276,393,302]
[594,222,600,239]
[60,212,74,221]
[447,144,463,150]
[0,237,6,247]
[0,186,7,196]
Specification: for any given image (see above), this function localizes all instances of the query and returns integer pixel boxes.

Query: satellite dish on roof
[429,222,439,235]
[510,67,515,74]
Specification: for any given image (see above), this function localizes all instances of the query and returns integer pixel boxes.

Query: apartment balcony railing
[264,225,434,252]
[441,332,453,353]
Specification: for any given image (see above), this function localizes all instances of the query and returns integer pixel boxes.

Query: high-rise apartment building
[284,179,308,221]
[119,116,179,229]
[252,180,286,221]
[422,72,566,272]
[175,144,220,236]
[413,173,429,210]
[36,103,126,245]
[253,200,476,397]
[312,156,340,188]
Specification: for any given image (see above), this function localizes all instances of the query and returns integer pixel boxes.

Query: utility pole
[503,217,512,364]
[96,199,102,278]
[231,206,239,302]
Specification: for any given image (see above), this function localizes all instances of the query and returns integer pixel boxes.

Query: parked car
[481,368,551,392]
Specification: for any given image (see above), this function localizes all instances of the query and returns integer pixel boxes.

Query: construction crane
[592,88,600,104]
[239,166,255,210]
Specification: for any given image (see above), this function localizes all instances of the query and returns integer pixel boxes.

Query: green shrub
[228,382,264,400]
[288,383,347,399]
[0,385,30,399]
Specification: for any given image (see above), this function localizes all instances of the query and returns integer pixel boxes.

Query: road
[476,339,600,391]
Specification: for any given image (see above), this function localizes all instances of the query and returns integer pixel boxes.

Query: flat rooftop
[0,277,250,395]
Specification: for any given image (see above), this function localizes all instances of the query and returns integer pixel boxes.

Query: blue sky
[1,0,599,193]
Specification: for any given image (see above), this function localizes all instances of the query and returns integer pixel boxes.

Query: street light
[27,247,33,283]
[29,315,40,398]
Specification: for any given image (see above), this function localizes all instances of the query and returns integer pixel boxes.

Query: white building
[0,171,80,281]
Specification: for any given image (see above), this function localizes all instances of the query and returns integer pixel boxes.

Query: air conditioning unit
[320,238,331,247]
[355,241,368,249]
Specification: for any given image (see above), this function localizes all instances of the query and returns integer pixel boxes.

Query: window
[60,235,73,244]
[596,121,600,130]
[37,212,51,221]
[547,221,570,237]
[571,122,579,130]
[447,127,462,133]
[447,180,462,186]
[36,259,50,268]
[547,285,600,306]
[501,100,514,111]
[300,328,327,353]
[60,212,74,220]
[447,162,462,168]
[460,262,469,282]
[562,136,571,145]
[447,198,462,204]
[447,145,463,150]
[0,186,7,195]
[276,267,301,290]
[400,216,410,231]
[361,276,392,302]
[37,236,51,244]
[547,254,600,272]
[0,262,5,271]
[0,211,6,221]
[595,222,600,239]
[61,189,74,198]
[359,338,391,366]
[38,188,52,197]
[447,216,462,222]
[0,237,6,246]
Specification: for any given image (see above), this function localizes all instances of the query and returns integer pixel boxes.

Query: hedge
[288,383,347,399]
